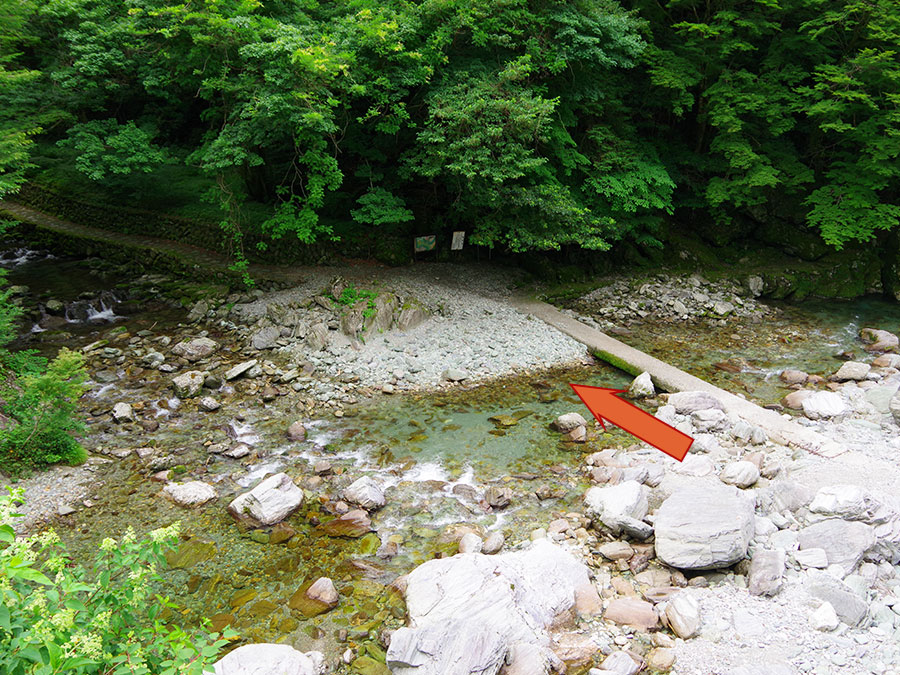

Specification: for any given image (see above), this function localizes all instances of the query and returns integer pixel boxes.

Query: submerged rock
[227,473,304,527]
[320,509,372,537]
[654,483,755,570]
[386,539,601,675]
[212,644,325,675]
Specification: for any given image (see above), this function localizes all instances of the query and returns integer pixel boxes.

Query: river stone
[172,370,204,398]
[604,597,658,630]
[386,539,601,675]
[227,473,304,527]
[809,484,889,522]
[809,602,840,632]
[665,591,701,638]
[874,353,900,368]
[306,323,329,351]
[342,476,386,511]
[805,572,868,626]
[596,651,640,675]
[860,327,899,352]
[111,402,134,423]
[864,384,899,414]
[797,519,875,574]
[165,539,216,569]
[224,359,257,381]
[250,326,280,350]
[654,483,755,570]
[795,548,828,568]
[483,531,505,555]
[554,412,588,432]
[779,369,808,385]
[212,644,326,675]
[458,532,483,554]
[782,390,811,410]
[584,481,648,535]
[163,481,217,507]
[833,361,870,381]
[891,390,900,424]
[712,300,735,316]
[666,391,725,414]
[801,391,847,419]
[397,306,429,331]
[442,368,469,382]
[287,421,307,441]
[320,509,372,537]
[306,577,339,608]
[629,372,655,398]
[172,337,218,362]
[198,396,220,412]
[719,461,760,489]
[748,549,785,597]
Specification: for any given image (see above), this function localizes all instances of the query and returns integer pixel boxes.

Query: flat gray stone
[798,519,875,574]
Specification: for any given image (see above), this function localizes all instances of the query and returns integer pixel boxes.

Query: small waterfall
[0,247,53,268]
[64,291,121,324]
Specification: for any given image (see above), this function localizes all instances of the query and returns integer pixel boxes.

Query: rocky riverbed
[5,251,900,675]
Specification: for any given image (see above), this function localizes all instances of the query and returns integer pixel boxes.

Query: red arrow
[569,384,693,462]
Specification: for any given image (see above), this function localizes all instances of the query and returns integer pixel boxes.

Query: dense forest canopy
[0,0,898,256]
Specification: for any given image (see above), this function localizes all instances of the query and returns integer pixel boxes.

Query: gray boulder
[797,519,875,574]
[654,483,755,570]
[212,644,325,675]
[386,539,601,675]
[227,473,304,527]
[250,326,280,350]
[805,572,868,626]
[833,361,870,382]
[172,337,219,362]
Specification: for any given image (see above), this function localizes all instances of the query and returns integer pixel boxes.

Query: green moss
[590,349,643,377]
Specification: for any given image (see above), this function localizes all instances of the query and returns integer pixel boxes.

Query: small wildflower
[99,537,117,553]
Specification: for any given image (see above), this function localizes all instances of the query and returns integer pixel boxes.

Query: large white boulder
[211,644,325,675]
[227,473,304,527]
[654,483,755,570]
[386,539,601,675]
[801,391,847,419]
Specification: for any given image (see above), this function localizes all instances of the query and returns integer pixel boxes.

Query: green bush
[0,269,89,476]
[0,489,234,674]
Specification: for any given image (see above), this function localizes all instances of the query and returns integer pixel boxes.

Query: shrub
[0,266,89,476]
[0,489,234,674]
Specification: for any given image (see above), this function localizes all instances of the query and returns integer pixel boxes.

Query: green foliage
[331,284,379,318]
[57,120,166,182]
[0,269,89,476]
[0,490,234,674]
[2,0,899,261]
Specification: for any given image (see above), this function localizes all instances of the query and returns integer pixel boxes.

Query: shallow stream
[5,250,900,665]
